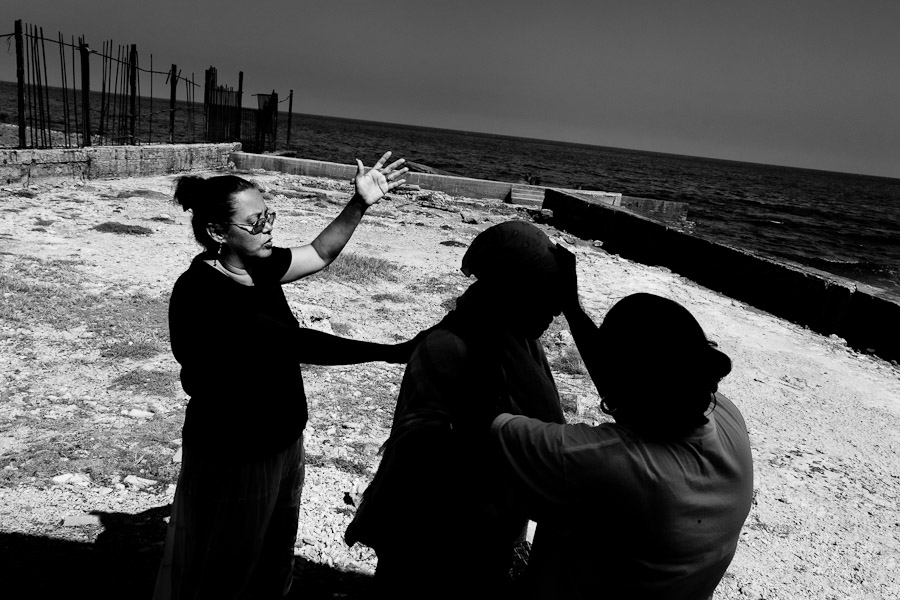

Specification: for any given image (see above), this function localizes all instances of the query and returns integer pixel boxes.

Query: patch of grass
[149,216,175,223]
[116,189,171,201]
[440,295,458,311]
[541,313,570,342]
[318,252,400,284]
[331,321,353,337]
[413,274,465,296]
[550,346,587,376]
[101,340,164,360]
[371,292,410,303]
[93,222,153,235]
[109,369,178,397]
[1,414,184,487]
[0,259,169,352]
[330,457,369,477]
[305,453,327,468]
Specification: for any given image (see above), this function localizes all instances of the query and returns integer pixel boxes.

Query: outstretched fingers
[386,175,408,191]
[384,164,409,181]
[372,151,392,170]
[383,157,406,173]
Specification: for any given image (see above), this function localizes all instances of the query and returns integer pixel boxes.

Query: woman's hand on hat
[354,151,409,206]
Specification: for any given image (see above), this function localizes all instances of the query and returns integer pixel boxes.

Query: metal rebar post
[14,21,26,148]
[129,44,137,144]
[79,38,91,146]
[169,64,177,144]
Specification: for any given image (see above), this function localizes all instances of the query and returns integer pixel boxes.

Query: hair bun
[173,176,207,212]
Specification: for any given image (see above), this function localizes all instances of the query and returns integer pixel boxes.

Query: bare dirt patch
[1,169,898,599]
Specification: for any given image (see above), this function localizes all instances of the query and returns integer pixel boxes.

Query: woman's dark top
[169,247,307,459]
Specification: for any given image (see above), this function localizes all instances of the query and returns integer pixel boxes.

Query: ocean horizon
[3,80,899,302]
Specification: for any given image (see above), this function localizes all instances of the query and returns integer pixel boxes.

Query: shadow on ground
[1,504,374,599]
[1,505,169,599]
[288,557,374,599]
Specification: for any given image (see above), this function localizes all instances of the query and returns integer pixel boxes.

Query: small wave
[795,255,897,279]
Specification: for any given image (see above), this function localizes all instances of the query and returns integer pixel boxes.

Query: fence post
[79,39,91,147]
[286,89,293,149]
[169,64,177,144]
[203,67,211,140]
[14,20,26,148]
[129,44,137,144]
[237,71,243,141]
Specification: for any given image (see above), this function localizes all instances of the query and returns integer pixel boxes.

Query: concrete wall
[544,188,900,362]
[0,143,240,186]
[232,152,522,201]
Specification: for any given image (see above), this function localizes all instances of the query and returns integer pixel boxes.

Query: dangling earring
[214,242,223,268]
[600,398,618,416]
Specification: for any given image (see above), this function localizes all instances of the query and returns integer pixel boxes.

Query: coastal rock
[460,211,479,224]
[124,475,157,489]
[63,514,102,527]
[123,408,155,419]
[52,473,91,486]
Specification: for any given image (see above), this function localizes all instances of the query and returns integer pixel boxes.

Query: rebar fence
[1,19,292,152]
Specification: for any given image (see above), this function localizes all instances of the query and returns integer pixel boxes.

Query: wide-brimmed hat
[598,293,732,390]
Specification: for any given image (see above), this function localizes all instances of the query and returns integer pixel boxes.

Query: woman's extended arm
[281,151,408,283]
[292,326,421,365]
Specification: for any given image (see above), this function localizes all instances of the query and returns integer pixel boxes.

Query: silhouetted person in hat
[346,220,566,600]
[491,249,754,599]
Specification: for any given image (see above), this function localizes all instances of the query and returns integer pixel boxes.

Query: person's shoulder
[170,255,219,303]
[710,393,751,442]
[712,393,744,422]
[415,327,467,361]
[252,246,292,284]
[173,254,211,285]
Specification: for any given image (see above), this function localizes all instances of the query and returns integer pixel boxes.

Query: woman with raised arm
[153,153,413,600]
[491,247,754,600]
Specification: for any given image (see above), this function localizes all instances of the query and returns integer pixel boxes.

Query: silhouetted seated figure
[492,263,754,599]
[345,221,566,600]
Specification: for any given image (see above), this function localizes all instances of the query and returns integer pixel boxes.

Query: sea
[3,80,899,301]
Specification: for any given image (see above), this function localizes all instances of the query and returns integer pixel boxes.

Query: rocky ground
[0,167,898,599]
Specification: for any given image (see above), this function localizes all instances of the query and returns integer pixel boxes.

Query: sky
[4,0,899,178]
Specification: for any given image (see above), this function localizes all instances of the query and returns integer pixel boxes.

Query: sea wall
[232,152,525,201]
[230,152,627,206]
[544,188,900,362]
[0,143,240,185]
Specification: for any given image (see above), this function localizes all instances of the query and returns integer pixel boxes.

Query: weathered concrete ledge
[233,152,531,201]
[544,188,900,362]
[0,143,241,185]
[230,152,626,206]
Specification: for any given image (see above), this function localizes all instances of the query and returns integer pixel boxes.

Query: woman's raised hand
[354,151,409,206]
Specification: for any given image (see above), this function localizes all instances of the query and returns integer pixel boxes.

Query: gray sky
[6,0,899,177]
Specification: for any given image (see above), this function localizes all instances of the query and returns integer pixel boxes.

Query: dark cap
[461,220,559,283]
